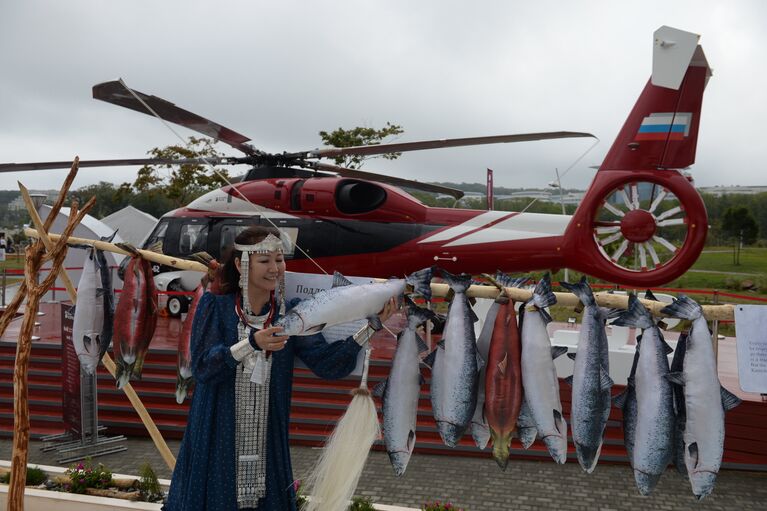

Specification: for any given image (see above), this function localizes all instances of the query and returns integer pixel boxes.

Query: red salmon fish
[113,255,158,388]
[176,283,204,403]
[484,294,523,470]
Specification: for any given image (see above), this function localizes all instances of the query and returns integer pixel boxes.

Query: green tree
[69,181,130,219]
[318,122,403,169]
[721,206,758,265]
[125,136,230,210]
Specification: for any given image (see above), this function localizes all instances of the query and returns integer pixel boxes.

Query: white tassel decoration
[304,346,379,511]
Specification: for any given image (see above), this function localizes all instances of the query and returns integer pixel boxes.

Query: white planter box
[0,461,165,511]
[1,461,419,511]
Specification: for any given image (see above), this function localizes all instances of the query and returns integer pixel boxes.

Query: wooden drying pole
[429,281,736,322]
[23,229,208,272]
[6,160,96,511]
[20,187,177,471]
[19,229,739,322]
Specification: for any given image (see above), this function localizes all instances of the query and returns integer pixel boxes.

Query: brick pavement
[2,438,766,510]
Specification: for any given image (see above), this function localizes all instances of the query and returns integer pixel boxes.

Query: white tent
[101,206,158,247]
[37,205,126,299]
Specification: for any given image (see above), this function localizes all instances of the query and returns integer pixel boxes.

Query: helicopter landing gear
[166,281,189,317]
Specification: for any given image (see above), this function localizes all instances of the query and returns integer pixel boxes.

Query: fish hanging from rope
[71,248,107,375]
[176,282,205,403]
[427,270,480,447]
[519,274,567,464]
[376,296,435,476]
[113,244,158,388]
[613,292,675,495]
[561,277,614,473]
[661,295,742,500]
[483,272,528,470]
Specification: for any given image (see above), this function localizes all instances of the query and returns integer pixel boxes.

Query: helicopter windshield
[143,219,169,252]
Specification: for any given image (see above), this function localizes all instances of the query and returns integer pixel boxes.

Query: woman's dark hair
[218,226,282,295]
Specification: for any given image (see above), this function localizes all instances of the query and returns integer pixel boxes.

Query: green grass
[667,246,767,297]
[0,253,25,285]
[693,247,767,274]
[0,253,24,272]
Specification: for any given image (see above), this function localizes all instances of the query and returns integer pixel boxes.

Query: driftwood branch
[8,162,88,511]
[20,185,178,472]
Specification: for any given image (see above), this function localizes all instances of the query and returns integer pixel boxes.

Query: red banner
[486,168,494,210]
[60,303,81,435]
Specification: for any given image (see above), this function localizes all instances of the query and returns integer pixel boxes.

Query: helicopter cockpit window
[143,219,170,253]
[178,223,209,256]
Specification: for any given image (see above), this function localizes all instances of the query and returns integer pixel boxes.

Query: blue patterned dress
[164,292,362,510]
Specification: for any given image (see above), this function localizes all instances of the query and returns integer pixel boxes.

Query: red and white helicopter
[2,26,710,303]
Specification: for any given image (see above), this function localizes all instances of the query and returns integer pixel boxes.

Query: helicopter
[1,26,710,317]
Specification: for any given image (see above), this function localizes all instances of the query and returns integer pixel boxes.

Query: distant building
[6,189,60,210]
[697,185,767,197]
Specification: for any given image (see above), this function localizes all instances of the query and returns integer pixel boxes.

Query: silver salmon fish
[72,248,106,375]
[661,296,741,500]
[614,293,675,495]
[276,272,407,336]
[561,278,613,473]
[376,299,434,476]
[519,274,567,464]
[428,271,479,447]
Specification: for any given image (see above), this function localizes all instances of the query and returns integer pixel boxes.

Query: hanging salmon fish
[72,248,106,375]
[113,250,158,388]
[484,273,527,469]
[176,283,205,403]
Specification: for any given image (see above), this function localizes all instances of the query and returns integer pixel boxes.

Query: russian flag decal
[635,112,692,141]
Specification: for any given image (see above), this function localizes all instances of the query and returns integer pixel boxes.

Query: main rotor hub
[620,209,656,242]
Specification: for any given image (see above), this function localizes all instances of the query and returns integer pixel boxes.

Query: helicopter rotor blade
[302,131,596,159]
[311,162,464,200]
[0,156,240,173]
[92,80,259,156]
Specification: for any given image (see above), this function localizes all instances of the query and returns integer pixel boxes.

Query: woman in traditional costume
[165,226,394,510]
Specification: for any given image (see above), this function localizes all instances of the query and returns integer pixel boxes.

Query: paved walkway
[2,438,766,510]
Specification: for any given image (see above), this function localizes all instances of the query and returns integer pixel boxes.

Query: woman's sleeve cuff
[230,338,255,362]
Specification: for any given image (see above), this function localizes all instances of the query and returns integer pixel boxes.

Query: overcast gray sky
[1,0,765,193]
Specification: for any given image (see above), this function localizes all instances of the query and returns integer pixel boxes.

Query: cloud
[1,0,766,192]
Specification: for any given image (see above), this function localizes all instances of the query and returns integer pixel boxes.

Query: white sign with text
[735,304,767,394]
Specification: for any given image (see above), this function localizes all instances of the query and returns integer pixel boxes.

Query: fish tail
[405,266,435,301]
[175,376,193,404]
[612,294,654,329]
[132,355,146,380]
[440,269,472,293]
[531,273,557,309]
[490,428,511,471]
[660,295,703,321]
[115,361,132,389]
[406,299,437,326]
[559,276,595,306]
[494,271,529,291]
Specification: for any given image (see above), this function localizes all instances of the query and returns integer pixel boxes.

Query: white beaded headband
[234,233,284,255]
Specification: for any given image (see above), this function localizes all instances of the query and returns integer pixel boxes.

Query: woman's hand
[254,326,290,352]
[375,298,398,327]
